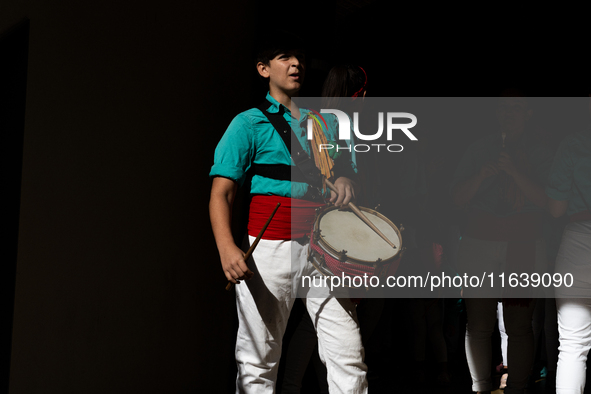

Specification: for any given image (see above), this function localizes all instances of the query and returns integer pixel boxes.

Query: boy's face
[496,96,532,135]
[257,50,305,96]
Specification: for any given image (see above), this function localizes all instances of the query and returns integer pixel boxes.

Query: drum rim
[312,205,402,267]
[308,247,335,277]
[307,241,404,285]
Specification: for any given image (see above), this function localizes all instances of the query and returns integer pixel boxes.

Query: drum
[308,205,404,282]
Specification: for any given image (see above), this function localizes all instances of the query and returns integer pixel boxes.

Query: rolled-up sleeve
[546,138,573,201]
[209,114,254,186]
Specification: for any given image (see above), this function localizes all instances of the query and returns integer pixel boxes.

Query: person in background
[546,94,591,394]
[451,90,553,394]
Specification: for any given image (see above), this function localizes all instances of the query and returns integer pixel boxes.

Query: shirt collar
[265,92,287,114]
[265,92,310,123]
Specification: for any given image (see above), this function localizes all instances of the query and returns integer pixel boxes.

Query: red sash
[248,195,325,240]
[570,210,591,223]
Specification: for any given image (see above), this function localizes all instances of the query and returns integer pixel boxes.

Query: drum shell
[307,205,404,282]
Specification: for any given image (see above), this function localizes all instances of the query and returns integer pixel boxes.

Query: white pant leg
[305,296,368,394]
[465,298,498,392]
[465,298,535,394]
[498,302,508,367]
[235,237,297,394]
[556,298,591,394]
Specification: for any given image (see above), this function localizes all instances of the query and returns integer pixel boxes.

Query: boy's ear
[257,62,270,78]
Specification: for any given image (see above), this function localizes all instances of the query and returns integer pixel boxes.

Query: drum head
[318,208,400,263]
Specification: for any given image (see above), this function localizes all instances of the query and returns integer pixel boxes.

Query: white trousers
[497,302,508,367]
[465,298,536,394]
[458,236,542,393]
[234,236,368,394]
[555,221,591,394]
[556,298,591,394]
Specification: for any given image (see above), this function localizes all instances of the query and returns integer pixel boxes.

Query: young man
[451,93,553,394]
[209,35,368,393]
[547,95,591,394]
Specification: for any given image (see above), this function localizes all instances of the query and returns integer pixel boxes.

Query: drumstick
[225,202,281,291]
[324,179,397,249]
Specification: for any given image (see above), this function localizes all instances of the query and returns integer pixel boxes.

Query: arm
[209,177,253,284]
[451,162,498,207]
[547,197,568,218]
[498,152,547,208]
[329,141,358,206]
[546,137,575,218]
[510,171,548,208]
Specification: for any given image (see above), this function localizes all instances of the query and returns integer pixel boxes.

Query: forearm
[210,197,235,252]
[452,173,485,207]
[512,172,547,208]
[209,178,238,252]
[547,197,568,218]
[210,177,252,283]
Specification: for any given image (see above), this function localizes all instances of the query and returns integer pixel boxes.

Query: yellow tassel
[310,120,334,194]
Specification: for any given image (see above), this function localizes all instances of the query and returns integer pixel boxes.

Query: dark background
[1,0,586,393]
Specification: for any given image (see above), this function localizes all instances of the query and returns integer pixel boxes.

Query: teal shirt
[210,93,332,198]
[546,128,591,215]
[451,133,553,216]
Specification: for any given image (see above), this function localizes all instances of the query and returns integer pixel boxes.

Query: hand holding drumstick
[225,203,281,291]
[324,178,397,249]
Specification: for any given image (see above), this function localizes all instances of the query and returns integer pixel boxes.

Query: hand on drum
[329,176,356,207]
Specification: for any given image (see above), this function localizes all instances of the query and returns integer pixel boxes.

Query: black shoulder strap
[255,101,323,188]
[256,102,293,154]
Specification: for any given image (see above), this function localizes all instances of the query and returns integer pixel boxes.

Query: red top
[570,210,591,223]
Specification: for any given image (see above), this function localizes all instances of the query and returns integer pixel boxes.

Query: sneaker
[500,373,508,389]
